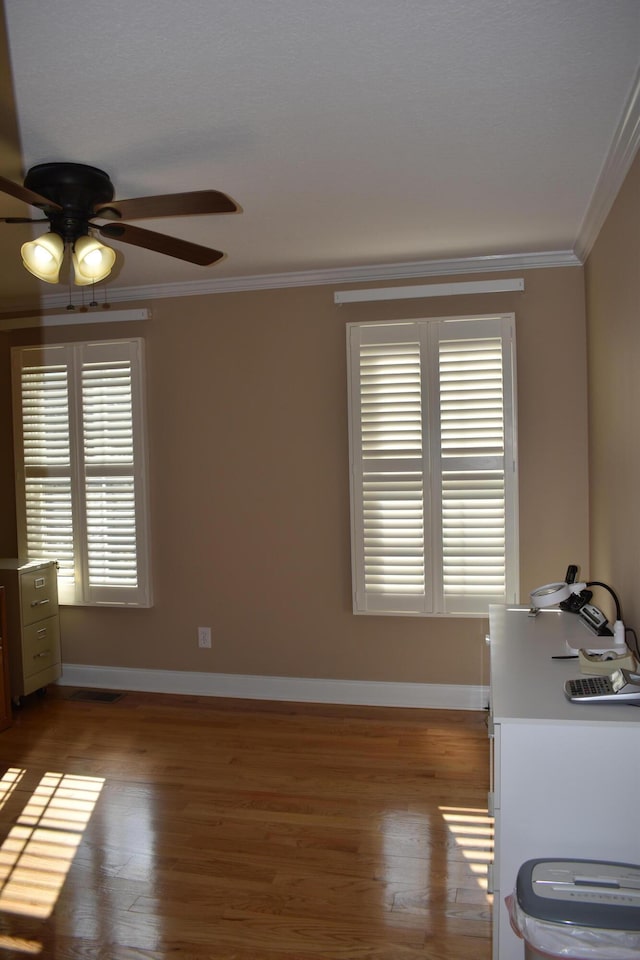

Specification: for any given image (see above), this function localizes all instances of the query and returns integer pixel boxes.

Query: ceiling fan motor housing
[24,162,115,243]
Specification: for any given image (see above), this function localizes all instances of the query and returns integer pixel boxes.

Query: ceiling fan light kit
[0,161,239,288]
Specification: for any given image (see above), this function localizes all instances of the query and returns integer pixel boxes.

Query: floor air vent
[68,689,123,703]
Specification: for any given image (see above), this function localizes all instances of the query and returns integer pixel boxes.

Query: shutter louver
[20,365,75,586]
[82,360,139,589]
[438,337,507,606]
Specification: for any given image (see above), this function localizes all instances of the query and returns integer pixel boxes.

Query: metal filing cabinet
[0,559,61,703]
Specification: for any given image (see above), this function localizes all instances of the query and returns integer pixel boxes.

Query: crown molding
[34,248,581,310]
[575,65,640,262]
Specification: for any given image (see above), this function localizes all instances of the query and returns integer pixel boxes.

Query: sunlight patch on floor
[0,770,104,920]
[0,933,42,954]
[439,805,493,893]
[0,768,26,810]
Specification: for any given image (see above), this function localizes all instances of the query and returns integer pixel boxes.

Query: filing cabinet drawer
[20,565,59,627]
[22,617,60,680]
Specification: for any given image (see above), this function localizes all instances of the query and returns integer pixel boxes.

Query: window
[11,338,151,607]
[346,314,518,616]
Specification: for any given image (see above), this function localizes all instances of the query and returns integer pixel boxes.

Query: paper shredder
[509,858,640,959]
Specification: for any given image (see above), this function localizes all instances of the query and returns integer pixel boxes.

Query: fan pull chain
[61,243,111,311]
[65,243,76,311]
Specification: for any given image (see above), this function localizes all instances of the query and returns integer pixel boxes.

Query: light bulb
[33,244,54,265]
[83,248,104,267]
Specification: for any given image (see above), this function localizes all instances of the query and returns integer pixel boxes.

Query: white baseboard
[57,664,489,711]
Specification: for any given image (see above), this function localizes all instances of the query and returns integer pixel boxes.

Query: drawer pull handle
[33,650,50,659]
[30,598,50,607]
[34,578,46,589]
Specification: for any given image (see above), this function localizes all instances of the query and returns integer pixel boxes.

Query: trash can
[506,859,640,959]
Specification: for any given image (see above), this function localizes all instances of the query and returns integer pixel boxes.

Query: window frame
[346,313,519,617]
[11,337,152,608]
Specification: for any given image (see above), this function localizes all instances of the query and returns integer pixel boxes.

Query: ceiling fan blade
[0,217,48,224]
[0,174,62,212]
[94,190,238,221]
[98,222,224,265]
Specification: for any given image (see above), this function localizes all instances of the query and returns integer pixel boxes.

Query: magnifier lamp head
[530,582,572,609]
[530,581,588,609]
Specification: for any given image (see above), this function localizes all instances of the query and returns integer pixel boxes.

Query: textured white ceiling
[2,0,639,303]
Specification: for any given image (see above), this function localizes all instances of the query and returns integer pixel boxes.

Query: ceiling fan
[0,161,239,285]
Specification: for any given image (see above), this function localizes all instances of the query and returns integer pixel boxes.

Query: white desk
[488,605,640,960]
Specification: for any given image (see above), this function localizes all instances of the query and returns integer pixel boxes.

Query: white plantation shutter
[349,324,431,613]
[347,315,518,616]
[80,344,141,599]
[433,320,517,613]
[12,339,151,607]
[360,340,425,602]
[20,362,75,588]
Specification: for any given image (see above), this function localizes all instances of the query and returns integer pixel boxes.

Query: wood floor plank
[0,690,492,958]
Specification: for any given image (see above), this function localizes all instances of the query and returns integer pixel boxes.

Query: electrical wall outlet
[197,626,211,648]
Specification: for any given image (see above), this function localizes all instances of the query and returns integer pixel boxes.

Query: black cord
[586,581,622,621]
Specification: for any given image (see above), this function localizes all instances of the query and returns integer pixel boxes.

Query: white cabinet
[488,605,640,960]
[0,559,62,702]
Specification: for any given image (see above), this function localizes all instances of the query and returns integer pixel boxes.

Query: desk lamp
[530,578,626,648]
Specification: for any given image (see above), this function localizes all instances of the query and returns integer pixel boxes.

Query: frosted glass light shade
[73,235,116,285]
[21,232,65,283]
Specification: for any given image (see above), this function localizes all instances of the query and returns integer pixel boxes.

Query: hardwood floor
[0,689,492,959]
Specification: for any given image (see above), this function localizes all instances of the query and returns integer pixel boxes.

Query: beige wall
[585,151,640,628]
[0,332,17,554]
[0,265,589,687]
